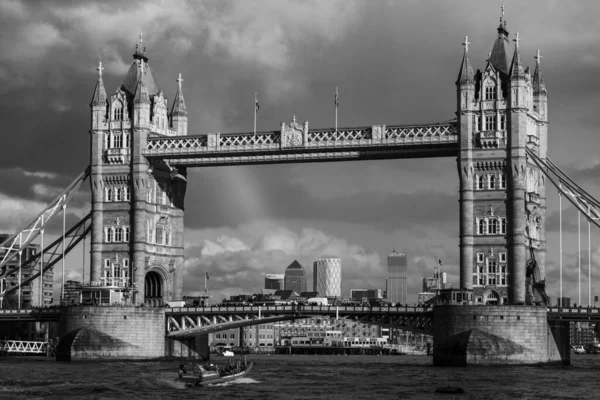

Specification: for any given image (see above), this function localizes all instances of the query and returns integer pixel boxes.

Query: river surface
[0,354,598,399]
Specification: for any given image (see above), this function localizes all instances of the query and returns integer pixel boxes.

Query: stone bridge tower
[456,14,548,305]
[89,38,188,305]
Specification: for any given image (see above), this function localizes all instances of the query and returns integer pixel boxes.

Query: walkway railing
[0,340,52,356]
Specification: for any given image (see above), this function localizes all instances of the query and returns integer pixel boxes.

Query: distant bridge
[1,305,597,337]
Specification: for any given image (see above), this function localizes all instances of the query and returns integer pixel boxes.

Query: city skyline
[1,1,600,304]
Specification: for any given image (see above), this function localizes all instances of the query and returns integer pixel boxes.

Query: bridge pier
[433,305,568,366]
[166,334,210,361]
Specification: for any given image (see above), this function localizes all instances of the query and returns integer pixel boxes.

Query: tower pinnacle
[514,31,520,49]
[90,61,107,107]
[535,49,542,66]
[463,36,471,53]
[456,35,474,85]
[177,73,183,90]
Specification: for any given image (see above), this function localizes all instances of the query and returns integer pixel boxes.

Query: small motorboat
[222,350,235,357]
[177,358,253,386]
[572,345,586,354]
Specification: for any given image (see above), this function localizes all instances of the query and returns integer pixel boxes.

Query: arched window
[105,187,112,202]
[485,85,497,100]
[113,101,123,121]
[500,218,507,234]
[105,227,113,242]
[488,175,496,189]
[499,173,507,189]
[115,227,123,242]
[115,188,122,202]
[123,226,130,242]
[124,187,131,201]
[478,219,486,235]
[476,175,484,190]
[488,219,498,234]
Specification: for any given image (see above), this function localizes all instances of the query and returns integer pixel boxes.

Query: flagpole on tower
[254,92,259,135]
[335,86,339,133]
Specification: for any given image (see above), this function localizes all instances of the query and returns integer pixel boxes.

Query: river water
[0,354,597,399]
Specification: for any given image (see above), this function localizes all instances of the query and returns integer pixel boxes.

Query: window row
[476,218,507,235]
[474,114,506,131]
[215,333,236,339]
[473,272,508,286]
[475,174,506,190]
[147,225,172,246]
[105,186,131,202]
[104,226,131,243]
[476,252,507,263]
[104,133,131,149]
[103,258,130,276]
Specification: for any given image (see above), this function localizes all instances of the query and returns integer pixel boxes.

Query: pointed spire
[171,73,187,117]
[509,32,525,81]
[134,60,149,104]
[456,36,474,85]
[489,4,510,75]
[90,61,107,107]
[533,49,547,96]
[134,31,147,62]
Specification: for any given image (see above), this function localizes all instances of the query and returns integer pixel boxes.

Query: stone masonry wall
[433,305,566,366]
[57,306,168,360]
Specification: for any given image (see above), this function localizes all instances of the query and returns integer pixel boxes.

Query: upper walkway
[143,122,457,167]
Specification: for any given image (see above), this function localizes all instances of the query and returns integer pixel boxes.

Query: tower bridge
[0,9,597,365]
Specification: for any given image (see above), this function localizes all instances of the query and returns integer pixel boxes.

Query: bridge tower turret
[507,32,529,303]
[170,73,188,136]
[456,9,547,305]
[456,36,476,294]
[88,36,187,306]
[531,50,548,291]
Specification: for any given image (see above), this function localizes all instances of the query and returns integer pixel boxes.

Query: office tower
[284,260,306,294]
[387,251,407,305]
[313,258,342,298]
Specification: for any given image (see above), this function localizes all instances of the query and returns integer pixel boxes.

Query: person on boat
[178,364,187,378]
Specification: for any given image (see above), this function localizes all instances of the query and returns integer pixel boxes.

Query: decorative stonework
[282,115,305,147]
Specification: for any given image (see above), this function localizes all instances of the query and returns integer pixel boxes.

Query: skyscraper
[264,274,284,290]
[313,258,342,298]
[284,260,306,294]
[387,251,407,305]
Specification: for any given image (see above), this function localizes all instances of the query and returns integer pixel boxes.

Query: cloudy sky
[1,0,600,304]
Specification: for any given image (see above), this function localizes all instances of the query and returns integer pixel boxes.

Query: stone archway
[483,289,501,305]
[145,271,164,307]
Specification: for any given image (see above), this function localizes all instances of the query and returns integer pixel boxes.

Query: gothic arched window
[113,101,123,121]
[478,219,486,235]
[488,219,498,235]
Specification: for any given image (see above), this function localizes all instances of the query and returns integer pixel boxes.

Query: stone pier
[433,305,568,366]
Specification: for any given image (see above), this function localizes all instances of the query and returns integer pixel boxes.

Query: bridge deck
[143,123,458,166]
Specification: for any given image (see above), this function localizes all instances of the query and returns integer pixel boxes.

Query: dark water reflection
[0,354,598,399]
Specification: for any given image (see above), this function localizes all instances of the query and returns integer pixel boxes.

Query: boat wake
[207,377,260,387]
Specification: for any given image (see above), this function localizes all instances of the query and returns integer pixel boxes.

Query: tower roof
[456,36,475,85]
[286,260,304,271]
[121,35,159,96]
[509,32,526,81]
[532,49,547,95]
[133,60,150,104]
[170,73,187,117]
[90,61,107,107]
[489,6,510,75]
